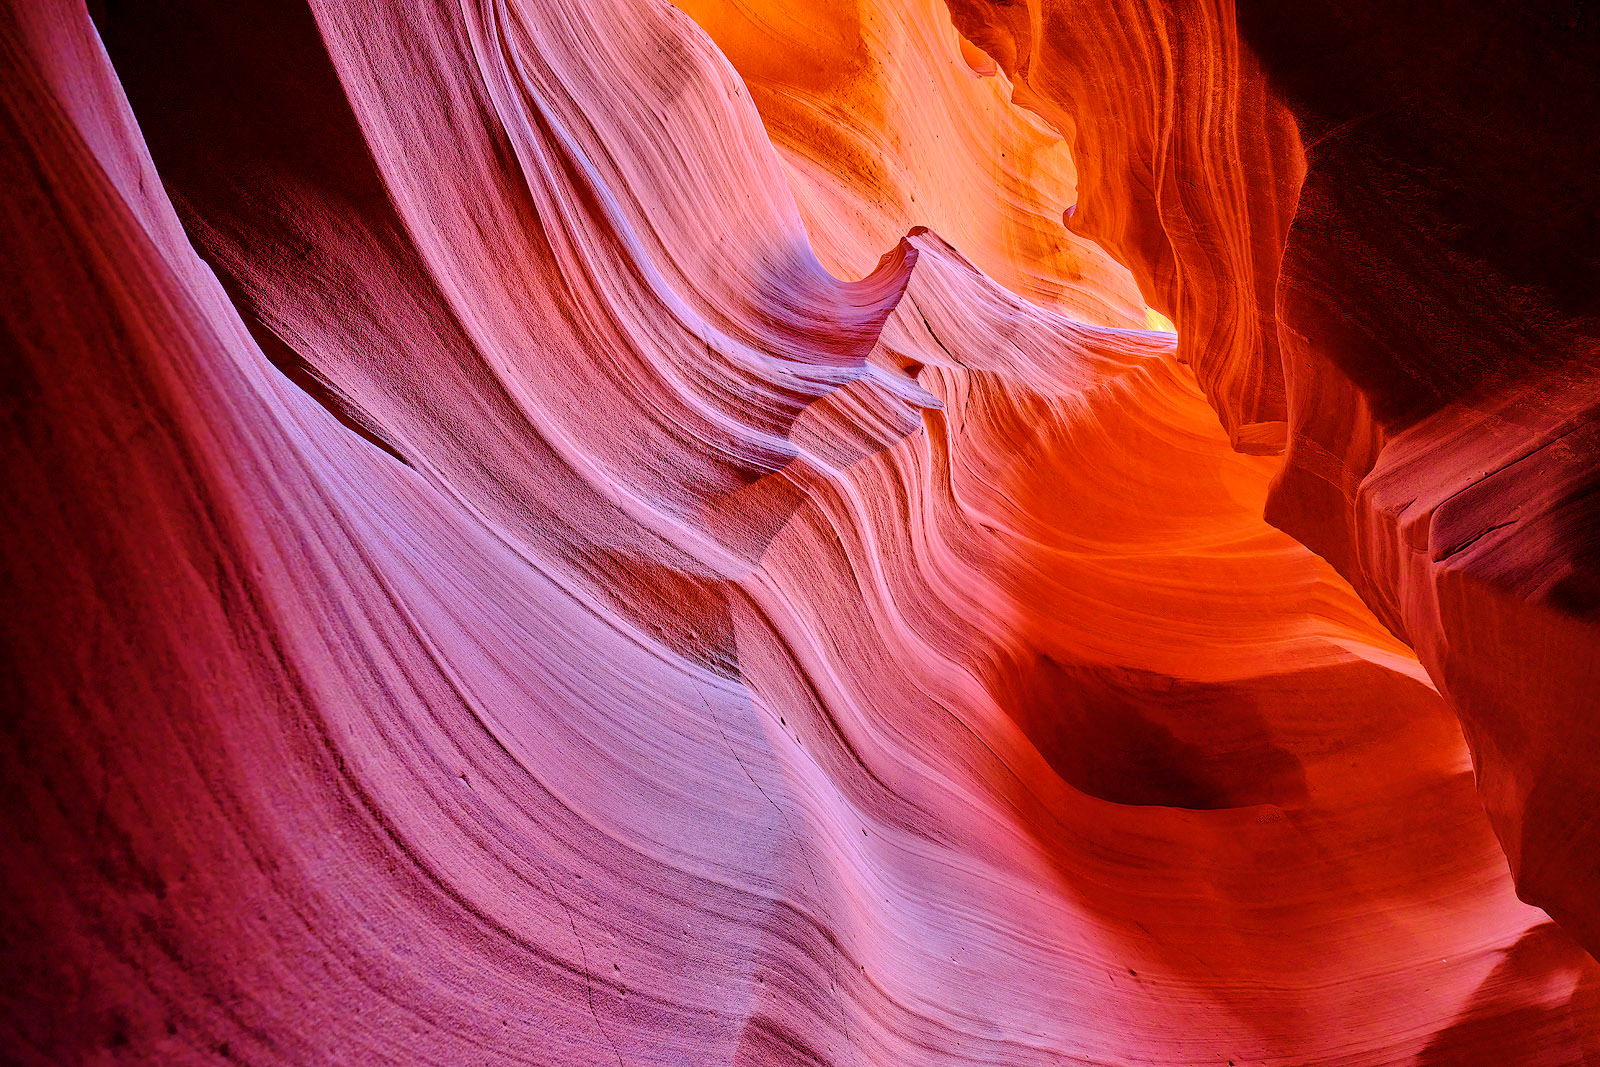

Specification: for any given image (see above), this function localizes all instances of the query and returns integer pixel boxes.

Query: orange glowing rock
[2,0,1597,1062]
[935,0,1600,972]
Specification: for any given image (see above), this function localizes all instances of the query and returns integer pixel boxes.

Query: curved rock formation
[2,0,1598,1063]
[940,0,1305,453]
[938,0,1600,965]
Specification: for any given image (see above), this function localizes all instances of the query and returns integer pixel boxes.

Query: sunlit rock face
[938,0,1600,965]
[2,0,1597,1063]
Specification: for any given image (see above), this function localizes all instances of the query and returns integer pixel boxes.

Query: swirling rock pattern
[936,0,1600,966]
[2,0,1597,1064]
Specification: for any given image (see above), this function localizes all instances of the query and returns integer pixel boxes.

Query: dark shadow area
[1236,0,1600,426]
[1000,654,1308,810]
[1418,922,1600,1066]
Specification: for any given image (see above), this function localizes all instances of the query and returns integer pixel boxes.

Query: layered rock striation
[2,0,1597,1063]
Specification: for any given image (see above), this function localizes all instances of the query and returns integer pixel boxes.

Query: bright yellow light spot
[1143,307,1177,333]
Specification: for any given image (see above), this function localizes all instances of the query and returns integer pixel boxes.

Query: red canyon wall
[2,0,1598,1063]
[937,0,1600,961]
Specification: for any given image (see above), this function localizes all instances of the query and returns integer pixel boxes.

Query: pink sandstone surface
[2,0,1598,1062]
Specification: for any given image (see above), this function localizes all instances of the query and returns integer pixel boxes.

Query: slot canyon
[2,0,1599,1062]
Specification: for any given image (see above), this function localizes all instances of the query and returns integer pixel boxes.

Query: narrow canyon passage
[3,0,1598,1064]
